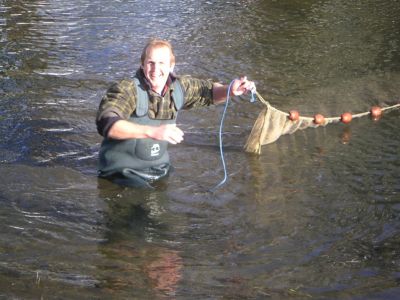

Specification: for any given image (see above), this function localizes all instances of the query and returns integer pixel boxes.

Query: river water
[1,0,400,299]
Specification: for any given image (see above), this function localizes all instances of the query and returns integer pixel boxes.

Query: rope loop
[212,79,257,191]
[211,79,235,191]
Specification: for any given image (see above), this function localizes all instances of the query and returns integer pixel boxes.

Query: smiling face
[142,45,175,94]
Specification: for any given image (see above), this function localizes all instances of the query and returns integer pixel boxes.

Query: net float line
[244,91,400,154]
[255,91,400,123]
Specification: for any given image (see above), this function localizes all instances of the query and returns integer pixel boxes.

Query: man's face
[142,46,174,93]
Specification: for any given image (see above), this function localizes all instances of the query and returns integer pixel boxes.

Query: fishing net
[244,91,400,154]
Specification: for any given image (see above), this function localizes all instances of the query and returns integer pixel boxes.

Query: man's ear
[170,64,175,73]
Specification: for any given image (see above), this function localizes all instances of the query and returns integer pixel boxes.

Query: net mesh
[244,91,400,154]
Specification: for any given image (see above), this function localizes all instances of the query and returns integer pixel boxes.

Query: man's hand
[230,76,256,96]
[148,124,184,144]
[212,76,256,104]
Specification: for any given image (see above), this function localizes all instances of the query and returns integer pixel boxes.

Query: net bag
[244,91,400,154]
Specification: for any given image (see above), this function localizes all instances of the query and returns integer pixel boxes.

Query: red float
[370,106,382,119]
[313,114,325,125]
[340,112,352,124]
[288,110,300,121]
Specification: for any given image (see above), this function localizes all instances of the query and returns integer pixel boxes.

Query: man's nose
[153,63,161,72]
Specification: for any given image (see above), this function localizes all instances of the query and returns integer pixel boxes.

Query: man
[96,39,255,187]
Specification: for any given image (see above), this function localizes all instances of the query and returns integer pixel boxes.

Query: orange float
[340,112,352,124]
[288,110,300,121]
[313,114,325,125]
[370,106,382,119]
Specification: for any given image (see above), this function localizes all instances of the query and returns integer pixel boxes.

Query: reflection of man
[145,250,183,295]
[96,39,255,187]
[97,187,183,296]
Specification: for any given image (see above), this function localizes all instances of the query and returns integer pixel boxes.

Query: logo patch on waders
[151,143,160,157]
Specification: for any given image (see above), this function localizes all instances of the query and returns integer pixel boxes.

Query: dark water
[1,0,400,299]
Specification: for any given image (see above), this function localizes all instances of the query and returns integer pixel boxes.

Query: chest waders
[98,77,184,187]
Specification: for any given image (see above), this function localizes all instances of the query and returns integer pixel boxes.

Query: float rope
[255,91,400,122]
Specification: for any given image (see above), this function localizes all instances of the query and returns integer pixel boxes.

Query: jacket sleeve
[178,76,214,109]
[96,79,137,137]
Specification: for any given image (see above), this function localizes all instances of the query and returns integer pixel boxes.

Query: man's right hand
[107,120,184,144]
[148,124,184,145]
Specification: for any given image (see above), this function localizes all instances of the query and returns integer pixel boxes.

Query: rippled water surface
[1,0,400,299]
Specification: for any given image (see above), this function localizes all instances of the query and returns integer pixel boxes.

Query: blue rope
[211,80,257,191]
[211,80,234,191]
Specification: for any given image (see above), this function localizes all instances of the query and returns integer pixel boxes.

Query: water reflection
[97,180,183,297]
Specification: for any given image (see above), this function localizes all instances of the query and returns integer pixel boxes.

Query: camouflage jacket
[96,69,215,136]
